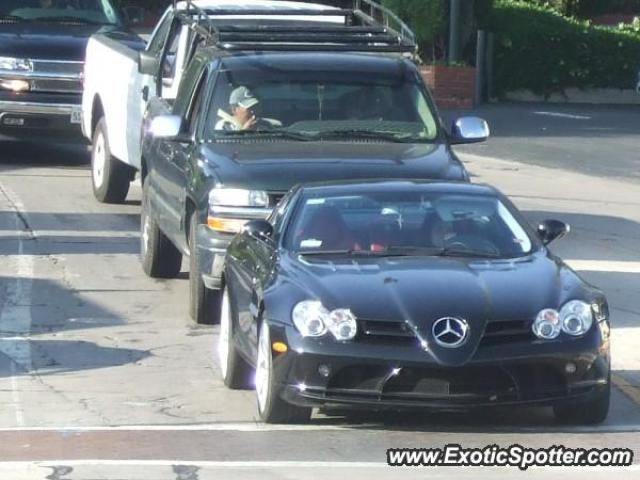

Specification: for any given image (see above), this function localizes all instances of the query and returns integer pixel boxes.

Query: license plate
[70,109,82,124]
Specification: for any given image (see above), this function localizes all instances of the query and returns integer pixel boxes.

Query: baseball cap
[229,86,259,109]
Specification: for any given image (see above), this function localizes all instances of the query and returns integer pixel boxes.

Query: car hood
[277,251,593,366]
[200,142,467,191]
[0,23,126,61]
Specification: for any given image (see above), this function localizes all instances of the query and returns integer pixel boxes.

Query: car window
[187,69,208,134]
[286,191,535,258]
[5,0,121,24]
[147,9,172,53]
[203,65,438,142]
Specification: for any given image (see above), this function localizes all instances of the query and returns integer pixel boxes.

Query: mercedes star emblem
[432,317,469,348]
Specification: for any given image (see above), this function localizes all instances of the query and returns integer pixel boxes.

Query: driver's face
[40,0,54,7]
[233,105,253,125]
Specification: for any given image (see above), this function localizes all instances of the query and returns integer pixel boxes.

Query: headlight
[560,300,593,336]
[292,301,358,341]
[532,308,561,339]
[292,301,328,337]
[326,309,358,341]
[0,79,30,92]
[209,188,268,208]
[0,57,32,72]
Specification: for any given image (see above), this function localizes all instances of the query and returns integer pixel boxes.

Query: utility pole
[448,0,461,64]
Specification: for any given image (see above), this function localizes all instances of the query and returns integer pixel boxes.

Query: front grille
[480,320,535,346]
[358,318,417,346]
[356,318,536,348]
[31,78,83,94]
[31,60,84,76]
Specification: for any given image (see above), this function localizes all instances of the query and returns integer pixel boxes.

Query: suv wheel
[140,182,182,278]
[189,212,221,324]
[218,286,253,389]
[91,118,134,204]
[255,322,312,424]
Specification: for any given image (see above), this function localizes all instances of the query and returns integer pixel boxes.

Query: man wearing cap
[215,86,281,131]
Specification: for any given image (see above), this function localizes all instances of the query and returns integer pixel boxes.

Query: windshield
[1,0,120,25]
[204,63,439,143]
[286,190,536,258]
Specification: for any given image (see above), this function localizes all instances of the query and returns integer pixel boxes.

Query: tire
[140,182,183,279]
[553,381,610,425]
[189,211,221,325]
[255,322,312,424]
[218,286,253,389]
[91,118,134,204]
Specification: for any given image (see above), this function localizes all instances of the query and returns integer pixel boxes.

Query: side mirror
[138,50,158,75]
[123,6,144,26]
[538,219,570,245]
[149,115,183,139]
[243,219,274,240]
[450,117,490,145]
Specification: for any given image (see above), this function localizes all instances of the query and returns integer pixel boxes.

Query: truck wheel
[255,322,312,424]
[189,212,221,325]
[553,380,610,425]
[140,182,182,278]
[91,118,133,204]
[218,286,253,389]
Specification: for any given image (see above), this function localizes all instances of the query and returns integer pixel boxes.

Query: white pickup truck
[81,0,344,204]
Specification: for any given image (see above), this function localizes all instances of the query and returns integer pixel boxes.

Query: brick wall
[420,65,476,110]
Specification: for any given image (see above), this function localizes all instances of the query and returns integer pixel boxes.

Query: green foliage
[382,0,448,56]
[517,0,640,16]
[488,0,640,96]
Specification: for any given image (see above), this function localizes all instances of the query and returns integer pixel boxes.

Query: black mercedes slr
[219,180,611,424]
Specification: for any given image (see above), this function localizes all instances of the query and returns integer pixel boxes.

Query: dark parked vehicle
[220,180,611,424]
[139,1,490,325]
[0,0,138,140]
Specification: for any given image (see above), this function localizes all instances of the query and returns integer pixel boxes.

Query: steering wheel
[445,236,500,256]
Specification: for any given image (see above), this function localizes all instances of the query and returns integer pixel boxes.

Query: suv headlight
[0,57,32,72]
[292,301,358,341]
[560,300,593,336]
[207,188,269,233]
[209,188,268,208]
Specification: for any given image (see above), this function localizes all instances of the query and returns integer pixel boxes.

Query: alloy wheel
[218,288,231,380]
[255,323,270,413]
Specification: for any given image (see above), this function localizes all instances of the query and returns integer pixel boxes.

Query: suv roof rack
[172,0,418,58]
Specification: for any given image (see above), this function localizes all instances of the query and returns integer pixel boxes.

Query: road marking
[533,111,592,120]
[0,184,34,427]
[612,375,640,407]
[566,260,640,274]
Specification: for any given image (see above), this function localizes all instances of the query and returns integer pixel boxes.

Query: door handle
[142,86,149,101]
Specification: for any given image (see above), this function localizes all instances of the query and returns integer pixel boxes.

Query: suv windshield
[204,62,439,143]
[1,0,120,25]
[286,190,537,259]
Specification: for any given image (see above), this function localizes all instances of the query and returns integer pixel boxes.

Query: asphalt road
[0,103,639,479]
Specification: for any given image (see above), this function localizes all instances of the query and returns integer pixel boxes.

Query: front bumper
[195,224,233,290]
[268,321,610,411]
[0,96,83,139]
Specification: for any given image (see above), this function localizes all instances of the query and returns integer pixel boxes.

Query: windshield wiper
[298,249,410,257]
[215,130,314,142]
[306,129,428,143]
[0,14,27,21]
[31,16,106,25]
[439,247,500,259]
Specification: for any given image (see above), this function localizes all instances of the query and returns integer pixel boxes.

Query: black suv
[139,0,490,324]
[0,0,137,140]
